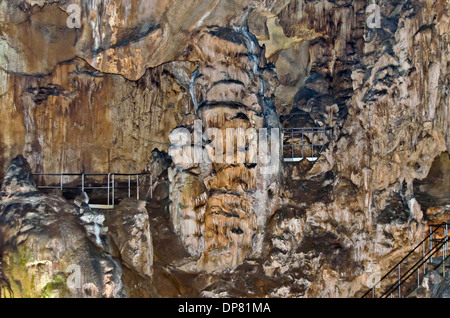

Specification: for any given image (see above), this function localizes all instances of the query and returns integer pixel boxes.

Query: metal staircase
[362,222,449,298]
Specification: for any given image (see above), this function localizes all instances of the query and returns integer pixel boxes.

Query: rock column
[169,27,281,272]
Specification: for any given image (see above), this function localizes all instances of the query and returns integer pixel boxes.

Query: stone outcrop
[0,156,124,297]
[168,26,281,272]
[414,152,450,223]
[139,149,173,201]
[414,269,450,298]
[104,199,153,278]
[269,0,449,297]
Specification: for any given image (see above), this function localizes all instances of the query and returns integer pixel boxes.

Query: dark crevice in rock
[231,227,244,235]
[26,84,71,104]
[92,23,161,55]
[376,191,410,225]
[414,152,450,223]
[198,100,253,111]
[297,232,359,278]
[210,79,245,88]
[208,27,248,46]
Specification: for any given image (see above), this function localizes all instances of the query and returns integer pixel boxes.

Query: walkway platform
[33,173,152,209]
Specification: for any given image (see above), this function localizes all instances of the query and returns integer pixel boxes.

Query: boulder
[105,199,153,278]
[0,156,124,298]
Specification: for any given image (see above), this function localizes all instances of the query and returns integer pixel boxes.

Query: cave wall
[0,57,193,178]
[0,0,449,297]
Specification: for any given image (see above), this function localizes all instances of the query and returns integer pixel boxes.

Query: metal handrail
[381,236,448,298]
[282,127,333,162]
[362,222,449,298]
[33,173,151,176]
[33,172,153,209]
[282,127,333,131]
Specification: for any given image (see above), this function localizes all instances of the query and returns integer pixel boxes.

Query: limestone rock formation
[0,156,124,297]
[139,149,173,201]
[105,199,153,278]
[414,269,450,298]
[414,152,450,224]
[0,58,192,181]
[0,0,449,298]
[168,26,281,273]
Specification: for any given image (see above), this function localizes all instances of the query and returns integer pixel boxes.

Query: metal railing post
[136,174,140,200]
[291,129,294,159]
[301,130,304,159]
[82,174,85,193]
[60,174,63,191]
[444,237,446,277]
[417,269,420,288]
[150,175,153,199]
[128,175,131,198]
[398,264,401,298]
[444,224,448,277]
[423,240,426,274]
[107,173,111,206]
[445,223,448,250]
[112,174,115,207]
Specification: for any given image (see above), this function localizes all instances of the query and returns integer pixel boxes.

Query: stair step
[363,221,449,298]
[430,256,446,261]
[429,256,450,267]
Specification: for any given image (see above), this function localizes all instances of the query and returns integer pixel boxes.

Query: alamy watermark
[169,120,280,175]
[366,2,381,29]
[66,264,82,290]
[365,262,381,289]
[64,2,382,33]
[64,1,382,29]
[66,4,81,29]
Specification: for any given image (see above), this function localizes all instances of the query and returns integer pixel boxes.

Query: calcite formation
[105,199,153,278]
[168,27,281,272]
[0,57,193,181]
[0,156,124,297]
[0,0,449,298]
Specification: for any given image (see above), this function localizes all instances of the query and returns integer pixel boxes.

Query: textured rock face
[415,152,450,224]
[0,3,76,76]
[105,199,153,278]
[168,27,281,272]
[0,155,38,195]
[0,156,124,298]
[0,0,449,298]
[0,57,192,181]
[268,0,449,297]
[415,268,450,298]
[335,0,448,204]
[0,0,304,179]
